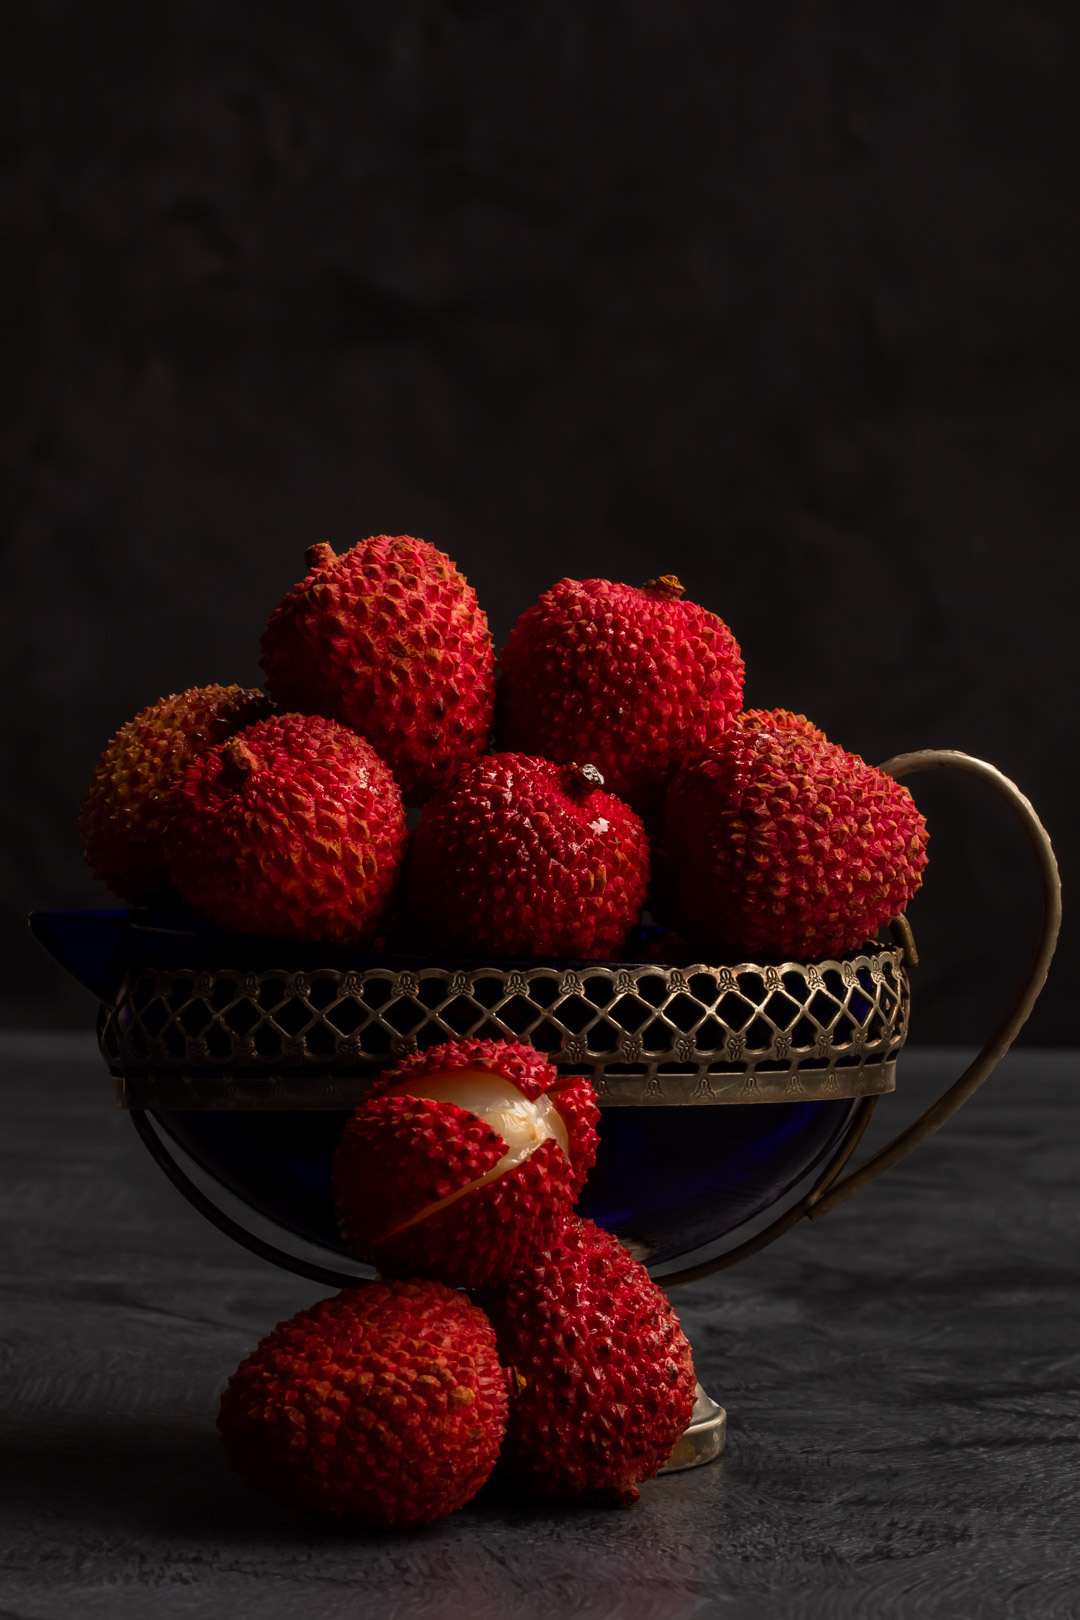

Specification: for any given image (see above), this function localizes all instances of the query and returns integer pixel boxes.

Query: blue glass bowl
[152,1095,859,1268]
[31,909,872,1270]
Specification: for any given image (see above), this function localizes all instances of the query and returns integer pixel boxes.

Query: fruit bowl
[32,750,1059,1289]
[31,747,1060,1480]
[32,905,906,1272]
[49,517,1067,1516]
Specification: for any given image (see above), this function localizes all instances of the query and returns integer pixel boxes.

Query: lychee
[401,753,650,959]
[481,1217,697,1506]
[664,725,929,960]
[333,1039,599,1290]
[261,535,495,803]
[217,1280,508,1527]
[166,712,406,943]
[497,575,744,820]
[79,684,273,905]
[736,706,826,743]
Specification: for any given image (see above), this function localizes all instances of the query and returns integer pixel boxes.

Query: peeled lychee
[166,712,406,943]
[664,725,929,960]
[79,684,273,904]
[481,1217,697,1506]
[333,1039,599,1290]
[497,575,744,820]
[217,1281,508,1527]
[261,535,495,803]
[402,753,650,959]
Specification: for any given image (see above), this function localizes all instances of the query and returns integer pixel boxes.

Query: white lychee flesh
[387,1068,569,1163]
[383,1067,570,1232]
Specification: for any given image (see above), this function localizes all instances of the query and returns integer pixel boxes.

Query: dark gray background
[3,3,1076,1040]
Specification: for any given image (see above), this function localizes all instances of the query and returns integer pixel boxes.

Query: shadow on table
[0,1413,302,1541]
[0,1411,728,1620]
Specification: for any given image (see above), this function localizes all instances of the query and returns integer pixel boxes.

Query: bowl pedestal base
[660,1386,727,1473]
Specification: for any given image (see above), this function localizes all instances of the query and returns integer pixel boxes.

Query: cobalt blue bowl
[149,1093,860,1268]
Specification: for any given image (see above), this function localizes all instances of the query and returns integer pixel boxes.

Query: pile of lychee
[220,1038,697,1524]
[79,534,929,962]
[77,535,932,1526]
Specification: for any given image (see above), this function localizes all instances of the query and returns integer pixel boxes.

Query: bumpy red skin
[166,713,406,944]
[480,1218,697,1506]
[403,754,650,959]
[497,577,744,820]
[333,1039,600,1289]
[261,535,495,804]
[79,684,273,904]
[218,1281,508,1527]
[664,728,929,960]
[736,707,826,742]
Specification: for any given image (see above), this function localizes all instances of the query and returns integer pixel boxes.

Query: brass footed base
[659,1385,727,1474]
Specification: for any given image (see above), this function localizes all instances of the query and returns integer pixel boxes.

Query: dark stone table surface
[1,1036,1077,1620]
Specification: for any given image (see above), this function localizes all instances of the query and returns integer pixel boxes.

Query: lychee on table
[330,1040,698,1510]
[478,1216,698,1507]
[217,1280,508,1528]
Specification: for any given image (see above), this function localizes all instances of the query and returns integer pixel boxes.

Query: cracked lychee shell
[497,575,744,820]
[664,725,929,960]
[480,1217,697,1506]
[166,712,406,943]
[217,1281,508,1527]
[333,1039,600,1290]
[79,684,273,904]
[401,753,650,959]
[261,535,495,803]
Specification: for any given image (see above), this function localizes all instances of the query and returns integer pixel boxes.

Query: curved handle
[807,748,1061,1220]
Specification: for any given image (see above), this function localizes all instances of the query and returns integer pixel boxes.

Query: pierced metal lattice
[102,944,909,1109]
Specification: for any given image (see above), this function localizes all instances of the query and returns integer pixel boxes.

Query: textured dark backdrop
[2,3,1076,1041]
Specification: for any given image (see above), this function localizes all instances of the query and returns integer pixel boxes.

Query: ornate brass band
[102,944,909,1109]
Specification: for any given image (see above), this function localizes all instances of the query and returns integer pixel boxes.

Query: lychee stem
[565,762,605,795]
[641,574,685,598]
[305,542,338,571]
[218,737,261,783]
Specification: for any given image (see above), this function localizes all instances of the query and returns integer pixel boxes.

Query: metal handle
[662,747,1060,1288]
[807,749,1061,1218]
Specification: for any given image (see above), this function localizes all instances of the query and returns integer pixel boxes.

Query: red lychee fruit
[402,754,650,959]
[481,1217,697,1506]
[260,536,495,804]
[166,712,406,943]
[217,1280,508,1527]
[497,575,744,820]
[333,1039,599,1290]
[664,726,929,960]
[79,684,273,905]
[736,707,826,743]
